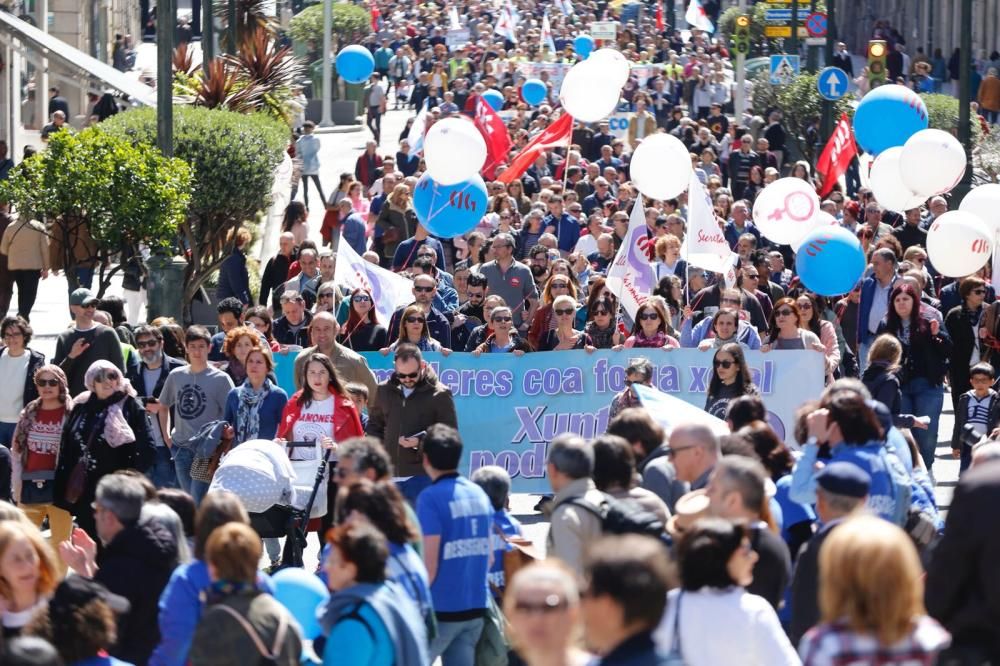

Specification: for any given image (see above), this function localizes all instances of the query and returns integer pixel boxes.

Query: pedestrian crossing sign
[769,54,800,85]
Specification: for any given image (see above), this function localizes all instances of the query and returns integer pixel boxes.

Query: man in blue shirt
[543,194,581,255]
[335,199,368,257]
[417,424,493,666]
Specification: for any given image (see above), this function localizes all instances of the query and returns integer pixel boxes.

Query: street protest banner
[272,349,824,493]
[514,61,571,93]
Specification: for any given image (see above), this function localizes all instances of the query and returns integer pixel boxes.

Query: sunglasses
[797,302,813,310]
[353,295,371,302]
[136,339,159,348]
[94,372,120,383]
[593,310,610,316]
[639,312,660,321]
[35,377,60,387]
[414,285,435,293]
[396,371,420,379]
[492,316,513,323]
[745,274,759,279]
[714,359,736,369]
[468,292,485,299]
[318,292,335,299]
[554,308,575,316]
[775,308,794,317]
[405,316,427,324]
[551,283,569,289]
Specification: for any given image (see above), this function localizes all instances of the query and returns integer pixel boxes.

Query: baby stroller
[208,439,332,569]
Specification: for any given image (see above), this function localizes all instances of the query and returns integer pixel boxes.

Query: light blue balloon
[573,34,595,59]
[852,84,929,155]
[413,173,489,239]
[271,567,330,640]
[522,78,547,106]
[795,226,866,296]
[482,89,504,111]
[335,45,375,84]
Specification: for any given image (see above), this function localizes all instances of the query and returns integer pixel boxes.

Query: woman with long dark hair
[623,300,680,349]
[281,201,309,247]
[762,298,825,352]
[795,293,841,384]
[705,343,759,419]
[584,297,623,349]
[338,288,387,352]
[876,282,952,470]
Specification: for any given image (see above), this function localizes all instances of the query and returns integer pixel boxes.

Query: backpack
[567,493,665,538]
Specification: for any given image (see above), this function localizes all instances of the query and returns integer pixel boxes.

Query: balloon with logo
[869,147,926,213]
[959,183,1000,238]
[629,134,691,201]
[573,34,595,59]
[413,173,489,238]
[335,45,375,84]
[900,129,966,197]
[560,59,621,123]
[926,210,994,277]
[521,78,547,106]
[795,226,867,296]
[852,84,928,155]
[752,177,822,246]
[423,117,487,185]
[482,89,504,111]
[272,567,329,640]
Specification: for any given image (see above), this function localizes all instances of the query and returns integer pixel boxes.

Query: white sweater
[654,587,801,666]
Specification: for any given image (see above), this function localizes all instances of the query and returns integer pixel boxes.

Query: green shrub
[288,2,370,49]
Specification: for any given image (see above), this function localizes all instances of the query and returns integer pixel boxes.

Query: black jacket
[273,311,313,347]
[259,253,292,309]
[945,304,982,385]
[126,354,186,399]
[0,347,45,408]
[951,390,1000,450]
[875,320,952,385]
[96,519,180,665]
[790,519,844,647]
[926,461,1000,662]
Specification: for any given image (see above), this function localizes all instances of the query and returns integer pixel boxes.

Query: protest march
[0,0,999,664]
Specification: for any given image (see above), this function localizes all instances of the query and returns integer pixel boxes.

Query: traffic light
[868,40,888,87]
[731,15,751,56]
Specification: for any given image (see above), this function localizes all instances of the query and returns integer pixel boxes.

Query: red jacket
[276,388,364,443]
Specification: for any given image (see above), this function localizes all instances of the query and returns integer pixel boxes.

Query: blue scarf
[235,379,271,443]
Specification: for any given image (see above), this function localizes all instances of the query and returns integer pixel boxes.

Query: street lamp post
[321,0,333,127]
[157,0,175,157]
[954,0,973,205]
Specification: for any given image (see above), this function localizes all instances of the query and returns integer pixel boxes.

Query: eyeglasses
[714,359,735,369]
[353,295,371,303]
[775,308,794,317]
[554,308,575,316]
[639,312,660,321]
[666,445,697,458]
[318,292,335,299]
[35,377,59,387]
[413,285,435,293]
[492,316,513,323]
[797,302,813,310]
[396,371,420,379]
[500,214,512,219]
[405,316,427,324]
[136,339,159,348]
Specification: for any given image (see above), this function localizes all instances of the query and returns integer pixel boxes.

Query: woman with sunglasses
[10,364,74,561]
[507,180,532,215]
[243,306,280,353]
[622,300,680,350]
[472,306,531,355]
[540,295,594,352]
[382,304,451,355]
[794,293,842,384]
[584,297,623,349]
[762,298,825,354]
[504,561,591,666]
[53,360,153,539]
[874,283,951,470]
[0,316,46,448]
[704,343,759,419]
[528,275,580,351]
[338,288,387,353]
[945,276,989,412]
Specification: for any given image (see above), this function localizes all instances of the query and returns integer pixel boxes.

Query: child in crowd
[951,362,1000,472]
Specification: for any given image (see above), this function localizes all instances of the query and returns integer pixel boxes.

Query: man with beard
[127,325,187,489]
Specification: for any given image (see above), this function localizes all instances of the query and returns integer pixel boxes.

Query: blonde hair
[867,334,903,372]
[819,515,925,646]
[0,521,61,601]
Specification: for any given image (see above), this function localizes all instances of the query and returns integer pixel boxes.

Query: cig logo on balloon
[448,191,478,212]
[802,235,832,257]
[972,238,991,254]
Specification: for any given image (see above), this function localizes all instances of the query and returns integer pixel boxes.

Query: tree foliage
[215,0,280,54]
[288,3,370,50]
[0,128,191,293]
[102,106,287,322]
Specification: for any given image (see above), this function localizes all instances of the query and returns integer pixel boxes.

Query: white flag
[683,171,736,279]
[448,5,461,29]
[606,199,656,320]
[556,0,575,16]
[541,13,556,52]
[406,99,430,155]
[494,6,518,43]
[335,235,413,326]
[685,0,714,33]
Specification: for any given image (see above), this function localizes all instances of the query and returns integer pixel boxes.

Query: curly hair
[26,598,117,663]
[222,326,263,361]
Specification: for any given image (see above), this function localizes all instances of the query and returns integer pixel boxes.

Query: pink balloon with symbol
[752,177,822,246]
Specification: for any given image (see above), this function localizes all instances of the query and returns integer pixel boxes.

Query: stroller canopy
[208,439,297,513]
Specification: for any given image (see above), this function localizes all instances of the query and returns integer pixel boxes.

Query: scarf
[632,330,669,348]
[235,379,271,443]
[73,390,136,449]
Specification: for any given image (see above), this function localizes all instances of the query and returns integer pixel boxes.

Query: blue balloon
[522,78,547,106]
[413,173,489,239]
[795,226,866,297]
[573,34,595,59]
[852,84,929,155]
[271,567,330,640]
[482,89,504,111]
[335,45,375,84]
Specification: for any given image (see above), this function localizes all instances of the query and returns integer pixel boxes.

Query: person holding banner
[383,304,452,355]
[761,299,826,355]
[471,306,531,356]
[704,343,760,421]
[338,287,388,353]
[621,301,679,350]
[539,295,593,352]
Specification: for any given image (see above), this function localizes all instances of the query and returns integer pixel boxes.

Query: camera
[961,423,985,449]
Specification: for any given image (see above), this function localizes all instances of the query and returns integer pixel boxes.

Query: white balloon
[423,118,487,185]
[559,60,621,123]
[926,210,993,277]
[629,134,692,201]
[791,211,838,251]
[752,178,822,245]
[587,48,631,88]
[857,153,876,190]
[900,129,967,197]
[869,147,921,212]
[959,183,1000,238]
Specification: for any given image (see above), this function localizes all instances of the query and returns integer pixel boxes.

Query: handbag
[663,592,685,665]
[65,425,99,506]
[20,470,55,505]
[495,525,541,602]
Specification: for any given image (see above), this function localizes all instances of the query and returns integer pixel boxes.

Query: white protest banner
[334,236,413,325]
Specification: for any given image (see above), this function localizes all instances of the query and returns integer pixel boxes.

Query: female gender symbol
[768,191,816,223]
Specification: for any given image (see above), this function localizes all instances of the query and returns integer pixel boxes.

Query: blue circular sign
[817,66,850,101]
[806,12,827,37]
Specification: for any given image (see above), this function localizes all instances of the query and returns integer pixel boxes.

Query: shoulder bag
[215,602,289,666]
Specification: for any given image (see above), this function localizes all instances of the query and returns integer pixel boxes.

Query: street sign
[805,37,827,46]
[765,8,792,21]
[769,54,800,85]
[817,66,850,100]
[764,25,808,38]
[805,12,828,37]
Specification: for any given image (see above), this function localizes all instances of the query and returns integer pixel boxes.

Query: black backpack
[567,493,665,539]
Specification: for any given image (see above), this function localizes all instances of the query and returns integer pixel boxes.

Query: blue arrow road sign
[817,66,850,100]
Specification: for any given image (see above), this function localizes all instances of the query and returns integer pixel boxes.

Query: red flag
[815,113,858,198]
[656,2,665,31]
[497,113,574,184]
[370,3,381,31]
[474,97,512,180]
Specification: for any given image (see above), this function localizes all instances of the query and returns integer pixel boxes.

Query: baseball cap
[816,461,871,499]
[49,576,130,620]
[69,288,99,307]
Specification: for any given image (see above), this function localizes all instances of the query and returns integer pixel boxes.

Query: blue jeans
[0,421,16,448]
[146,447,178,489]
[191,479,210,505]
[857,338,873,374]
[430,617,484,666]
[173,447,194,495]
[900,377,944,470]
[396,475,432,505]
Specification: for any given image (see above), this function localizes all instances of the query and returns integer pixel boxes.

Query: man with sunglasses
[452,273,488,352]
[126,325,186,489]
[386,272,452,348]
[391,222,445,273]
[54,288,125,397]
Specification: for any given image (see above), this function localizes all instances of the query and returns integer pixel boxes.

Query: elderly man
[282,247,321,308]
[272,291,313,347]
[667,423,720,490]
[545,434,605,576]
